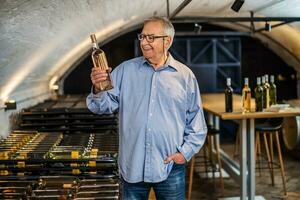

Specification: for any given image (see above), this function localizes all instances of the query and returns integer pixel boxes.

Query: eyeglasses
[137,33,168,43]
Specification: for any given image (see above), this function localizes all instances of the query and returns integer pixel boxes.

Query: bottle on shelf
[254,77,264,112]
[242,77,251,113]
[270,75,277,106]
[225,78,233,112]
[263,74,270,109]
[90,33,113,91]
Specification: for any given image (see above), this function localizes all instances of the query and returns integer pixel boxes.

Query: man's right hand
[90,67,112,92]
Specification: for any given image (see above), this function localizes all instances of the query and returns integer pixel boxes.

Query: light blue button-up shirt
[86,54,207,183]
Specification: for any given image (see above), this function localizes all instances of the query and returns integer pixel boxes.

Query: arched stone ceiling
[0,0,300,105]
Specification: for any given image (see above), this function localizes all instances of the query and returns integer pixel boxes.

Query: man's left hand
[164,152,186,164]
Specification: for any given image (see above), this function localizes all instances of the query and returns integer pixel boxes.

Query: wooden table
[201,93,300,200]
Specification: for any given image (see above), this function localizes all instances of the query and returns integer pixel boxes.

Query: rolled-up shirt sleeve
[177,75,207,161]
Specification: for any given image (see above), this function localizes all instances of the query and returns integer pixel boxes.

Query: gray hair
[144,16,175,39]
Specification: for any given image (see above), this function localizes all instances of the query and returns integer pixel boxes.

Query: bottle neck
[261,76,265,84]
[265,76,269,83]
[226,79,231,87]
[270,76,275,84]
[244,78,249,87]
[92,42,99,50]
[257,78,261,86]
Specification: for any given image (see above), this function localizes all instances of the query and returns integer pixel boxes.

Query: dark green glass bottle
[263,75,270,109]
[225,78,233,112]
[254,77,264,112]
[270,75,277,105]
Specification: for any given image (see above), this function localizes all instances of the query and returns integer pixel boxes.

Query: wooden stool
[187,125,224,200]
[255,120,287,195]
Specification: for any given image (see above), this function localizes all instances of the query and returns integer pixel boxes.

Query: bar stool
[255,118,287,195]
[187,125,224,200]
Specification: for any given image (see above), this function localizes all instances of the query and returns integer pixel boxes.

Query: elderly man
[86,16,207,200]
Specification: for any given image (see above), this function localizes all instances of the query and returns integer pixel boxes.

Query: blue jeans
[121,163,185,200]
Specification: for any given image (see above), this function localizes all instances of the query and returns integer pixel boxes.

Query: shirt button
[150,113,152,116]
[148,128,151,131]
[146,143,150,146]
[152,99,154,102]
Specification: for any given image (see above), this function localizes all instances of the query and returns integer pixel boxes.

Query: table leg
[247,118,255,199]
[214,115,220,150]
[208,113,214,126]
[240,119,247,200]
[214,116,220,129]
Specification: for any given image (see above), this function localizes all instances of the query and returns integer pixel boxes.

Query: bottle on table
[263,75,270,109]
[270,75,277,106]
[254,77,264,112]
[225,78,233,112]
[242,77,251,113]
[90,33,113,91]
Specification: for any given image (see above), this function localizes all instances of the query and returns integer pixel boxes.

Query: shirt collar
[141,53,179,71]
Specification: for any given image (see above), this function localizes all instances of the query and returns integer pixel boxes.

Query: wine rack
[0,95,120,199]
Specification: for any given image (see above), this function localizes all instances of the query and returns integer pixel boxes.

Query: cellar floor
[148,143,300,200]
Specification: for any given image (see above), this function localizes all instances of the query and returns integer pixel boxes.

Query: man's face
[140,21,171,62]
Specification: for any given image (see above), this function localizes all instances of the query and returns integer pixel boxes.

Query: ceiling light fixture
[5,100,17,111]
[231,0,245,12]
[194,23,202,34]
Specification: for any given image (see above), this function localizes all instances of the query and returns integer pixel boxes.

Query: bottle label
[242,90,251,113]
[63,184,72,189]
[71,151,79,159]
